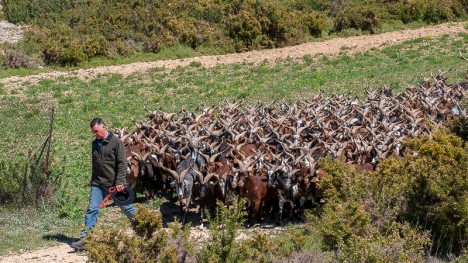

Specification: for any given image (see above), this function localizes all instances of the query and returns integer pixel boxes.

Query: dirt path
[0,22,467,262]
[0,245,87,263]
[1,22,466,89]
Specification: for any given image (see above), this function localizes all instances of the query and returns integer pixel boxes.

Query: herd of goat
[116,74,467,227]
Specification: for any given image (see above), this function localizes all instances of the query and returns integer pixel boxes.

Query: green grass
[0,206,82,254]
[0,32,467,255]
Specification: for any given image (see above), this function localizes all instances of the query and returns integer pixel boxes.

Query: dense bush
[2,0,75,24]
[387,0,467,23]
[333,0,383,34]
[315,129,468,259]
[86,204,195,263]
[401,130,468,255]
[446,116,468,141]
[301,11,327,37]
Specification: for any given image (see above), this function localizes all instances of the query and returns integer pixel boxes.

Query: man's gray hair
[90,118,106,128]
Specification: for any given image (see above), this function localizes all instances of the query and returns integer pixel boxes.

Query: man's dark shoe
[70,239,86,250]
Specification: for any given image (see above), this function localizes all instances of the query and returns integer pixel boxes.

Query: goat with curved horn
[209,146,232,163]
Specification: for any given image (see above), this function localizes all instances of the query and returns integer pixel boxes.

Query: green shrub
[225,1,262,51]
[390,0,463,23]
[316,156,367,202]
[316,198,371,250]
[224,0,312,51]
[315,130,468,259]
[0,7,5,20]
[400,131,468,255]
[333,0,383,34]
[255,3,301,48]
[80,34,110,58]
[301,11,327,37]
[0,158,25,204]
[456,248,468,263]
[236,230,280,262]
[2,0,35,24]
[336,222,430,262]
[42,38,87,66]
[143,34,163,53]
[421,0,457,23]
[2,0,75,24]
[446,116,468,141]
[86,204,195,263]
[312,157,431,261]
[199,197,319,262]
[199,198,247,263]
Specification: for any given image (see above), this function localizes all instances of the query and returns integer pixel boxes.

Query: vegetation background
[0,0,467,262]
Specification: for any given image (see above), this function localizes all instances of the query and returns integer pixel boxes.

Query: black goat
[162,157,203,224]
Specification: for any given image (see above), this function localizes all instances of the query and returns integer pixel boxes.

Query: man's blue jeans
[80,185,136,238]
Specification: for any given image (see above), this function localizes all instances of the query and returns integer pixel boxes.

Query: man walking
[70,118,135,250]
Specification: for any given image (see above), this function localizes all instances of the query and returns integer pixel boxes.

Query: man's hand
[115,184,125,192]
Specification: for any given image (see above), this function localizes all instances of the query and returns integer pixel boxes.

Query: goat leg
[183,190,192,225]
[277,198,284,226]
[199,203,205,229]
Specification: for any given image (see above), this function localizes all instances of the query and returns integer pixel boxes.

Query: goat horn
[131,151,142,160]
[235,158,245,171]
[160,166,179,181]
[143,152,152,160]
[203,173,219,183]
[234,130,248,141]
[194,169,204,183]
[121,134,130,143]
[209,146,231,163]
[194,135,210,145]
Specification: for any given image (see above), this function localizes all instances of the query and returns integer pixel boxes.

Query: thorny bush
[1,49,34,69]
[314,128,468,260]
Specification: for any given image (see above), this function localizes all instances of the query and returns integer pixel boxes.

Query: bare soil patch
[0,22,467,262]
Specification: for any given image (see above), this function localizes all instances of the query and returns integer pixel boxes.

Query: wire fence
[0,98,53,159]
[0,97,55,205]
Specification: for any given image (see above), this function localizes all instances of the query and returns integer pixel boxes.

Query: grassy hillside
[0,31,467,256]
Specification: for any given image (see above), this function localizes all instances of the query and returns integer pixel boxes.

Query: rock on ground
[0,20,25,44]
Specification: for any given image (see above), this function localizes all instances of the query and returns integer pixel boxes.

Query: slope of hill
[0,21,466,263]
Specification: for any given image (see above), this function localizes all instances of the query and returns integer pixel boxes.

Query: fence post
[22,151,31,204]
[44,107,55,175]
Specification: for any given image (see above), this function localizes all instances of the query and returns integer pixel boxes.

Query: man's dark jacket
[91,132,127,187]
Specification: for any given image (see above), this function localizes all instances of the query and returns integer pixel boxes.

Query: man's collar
[103,131,112,142]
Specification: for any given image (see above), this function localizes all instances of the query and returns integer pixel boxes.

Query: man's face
[91,124,107,140]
